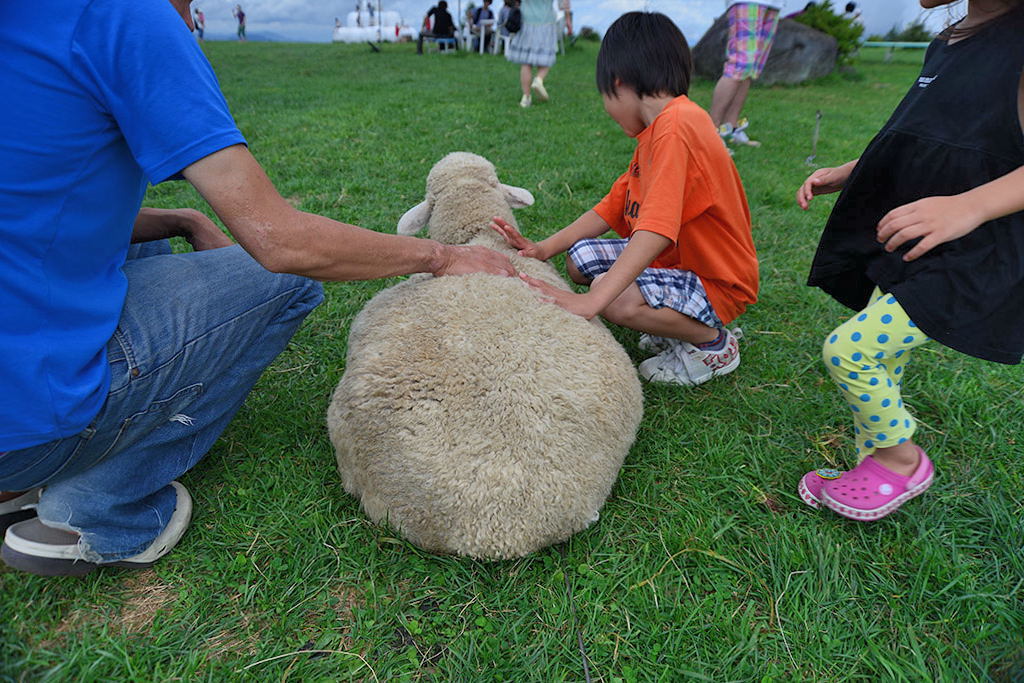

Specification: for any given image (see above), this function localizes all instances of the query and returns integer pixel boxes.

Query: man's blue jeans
[0,241,323,562]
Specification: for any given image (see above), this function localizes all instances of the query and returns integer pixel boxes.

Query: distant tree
[868,20,934,42]
[791,0,864,65]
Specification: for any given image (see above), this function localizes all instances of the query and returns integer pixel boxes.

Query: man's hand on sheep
[518,273,601,320]
[491,218,549,260]
[431,244,516,277]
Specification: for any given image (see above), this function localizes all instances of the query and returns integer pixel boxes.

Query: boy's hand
[518,273,601,319]
[796,166,851,209]
[876,195,983,261]
[490,217,547,260]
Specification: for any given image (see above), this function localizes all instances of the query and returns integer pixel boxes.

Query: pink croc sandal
[798,468,844,509]
[820,448,934,521]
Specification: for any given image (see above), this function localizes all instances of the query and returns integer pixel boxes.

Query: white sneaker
[637,333,672,353]
[530,76,548,101]
[731,118,761,147]
[638,329,741,386]
[519,94,532,108]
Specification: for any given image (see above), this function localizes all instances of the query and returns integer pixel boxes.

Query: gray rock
[692,16,838,86]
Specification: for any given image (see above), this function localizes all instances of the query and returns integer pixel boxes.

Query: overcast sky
[192,0,960,43]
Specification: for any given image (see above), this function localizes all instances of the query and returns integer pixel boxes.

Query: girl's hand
[490,217,547,260]
[796,165,852,209]
[518,273,600,319]
[876,195,983,261]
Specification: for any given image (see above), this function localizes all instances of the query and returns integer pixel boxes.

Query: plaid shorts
[567,238,722,328]
[723,2,780,80]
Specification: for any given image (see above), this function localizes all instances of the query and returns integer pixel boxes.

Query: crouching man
[0,0,513,576]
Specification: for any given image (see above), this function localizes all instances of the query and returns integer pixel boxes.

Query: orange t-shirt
[592,95,758,324]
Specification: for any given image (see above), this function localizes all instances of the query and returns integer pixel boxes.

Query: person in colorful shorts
[710,0,783,149]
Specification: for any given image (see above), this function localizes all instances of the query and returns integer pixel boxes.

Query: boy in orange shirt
[492,11,758,386]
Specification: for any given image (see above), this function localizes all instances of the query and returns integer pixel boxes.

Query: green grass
[2,43,1022,681]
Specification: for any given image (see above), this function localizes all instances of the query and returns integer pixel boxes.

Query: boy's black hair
[596,12,692,99]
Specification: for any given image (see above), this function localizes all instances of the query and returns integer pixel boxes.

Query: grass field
[2,40,1022,681]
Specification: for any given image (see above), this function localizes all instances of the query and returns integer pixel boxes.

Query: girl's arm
[876,164,1024,261]
[518,230,671,320]
[796,159,858,210]
[491,209,612,260]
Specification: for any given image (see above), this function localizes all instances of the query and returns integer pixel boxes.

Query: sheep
[326,152,643,560]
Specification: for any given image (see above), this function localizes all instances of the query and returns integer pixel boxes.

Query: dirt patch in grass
[37,607,93,651]
[36,570,175,648]
[117,571,176,634]
[761,495,787,514]
[204,611,260,660]
[330,583,364,620]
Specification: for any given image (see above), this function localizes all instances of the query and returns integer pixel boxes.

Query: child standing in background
[493,12,758,387]
[796,0,1024,521]
[193,7,205,40]
[233,4,246,40]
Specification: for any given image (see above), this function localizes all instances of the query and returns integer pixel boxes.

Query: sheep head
[397,152,534,245]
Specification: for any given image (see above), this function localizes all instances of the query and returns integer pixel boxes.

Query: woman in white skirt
[506,0,558,107]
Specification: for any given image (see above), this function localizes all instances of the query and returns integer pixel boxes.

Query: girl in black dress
[795,0,1024,521]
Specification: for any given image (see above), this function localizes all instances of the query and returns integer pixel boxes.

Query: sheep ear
[397,200,431,235]
[500,184,534,209]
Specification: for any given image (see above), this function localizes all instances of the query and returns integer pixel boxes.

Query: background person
[497,0,513,35]
[709,0,784,149]
[471,0,496,52]
[417,0,456,53]
[233,3,246,40]
[558,0,572,36]
[506,0,558,107]
[0,0,513,577]
[193,6,205,40]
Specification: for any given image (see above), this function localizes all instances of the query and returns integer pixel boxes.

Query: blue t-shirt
[0,0,246,450]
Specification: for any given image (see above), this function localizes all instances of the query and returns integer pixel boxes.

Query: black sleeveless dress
[807,7,1024,364]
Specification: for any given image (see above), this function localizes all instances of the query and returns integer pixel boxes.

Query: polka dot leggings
[823,288,930,459]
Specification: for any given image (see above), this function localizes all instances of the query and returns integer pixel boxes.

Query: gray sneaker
[1,481,193,576]
[638,328,741,386]
[0,488,40,537]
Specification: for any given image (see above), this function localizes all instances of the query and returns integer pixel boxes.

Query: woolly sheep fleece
[326,152,644,560]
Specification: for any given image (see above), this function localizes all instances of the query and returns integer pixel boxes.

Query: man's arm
[132,207,233,251]
[183,145,514,279]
